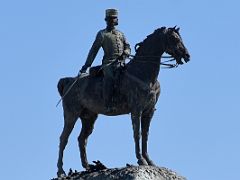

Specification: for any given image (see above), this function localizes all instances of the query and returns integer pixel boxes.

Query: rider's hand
[119,53,128,61]
[79,65,88,74]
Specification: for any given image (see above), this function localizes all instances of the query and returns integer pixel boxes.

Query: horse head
[164,26,190,65]
[135,26,190,66]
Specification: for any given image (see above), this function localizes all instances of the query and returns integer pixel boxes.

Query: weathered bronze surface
[57,26,190,177]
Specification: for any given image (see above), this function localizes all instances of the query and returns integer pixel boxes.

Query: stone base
[53,165,186,180]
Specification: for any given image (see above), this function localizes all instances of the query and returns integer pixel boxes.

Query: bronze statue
[80,9,131,111]
[57,26,190,177]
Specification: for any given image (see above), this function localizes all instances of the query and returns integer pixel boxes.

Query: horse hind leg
[141,108,155,166]
[57,111,78,177]
[78,110,98,170]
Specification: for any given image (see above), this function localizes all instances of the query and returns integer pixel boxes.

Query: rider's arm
[122,33,131,57]
[81,31,103,72]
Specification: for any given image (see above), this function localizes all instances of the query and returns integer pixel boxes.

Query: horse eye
[170,36,178,42]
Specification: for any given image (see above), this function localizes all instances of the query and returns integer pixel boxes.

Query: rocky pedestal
[52,165,186,180]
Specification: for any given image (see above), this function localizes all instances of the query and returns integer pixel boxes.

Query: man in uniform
[79,9,131,111]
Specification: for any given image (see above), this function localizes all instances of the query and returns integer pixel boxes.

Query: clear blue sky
[0,1,239,179]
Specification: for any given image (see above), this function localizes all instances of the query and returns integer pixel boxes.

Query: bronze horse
[57,26,190,176]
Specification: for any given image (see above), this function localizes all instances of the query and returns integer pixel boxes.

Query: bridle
[128,54,179,68]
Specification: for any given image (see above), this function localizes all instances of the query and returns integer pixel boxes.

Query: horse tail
[57,78,65,97]
[57,77,74,97]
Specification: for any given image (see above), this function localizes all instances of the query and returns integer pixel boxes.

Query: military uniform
[81,9,131,110]
[84,28,131,78]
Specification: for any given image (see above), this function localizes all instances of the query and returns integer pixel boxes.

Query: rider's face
[106,17,118,27]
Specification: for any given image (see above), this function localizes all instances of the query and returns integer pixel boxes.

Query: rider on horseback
[79,9,131,111]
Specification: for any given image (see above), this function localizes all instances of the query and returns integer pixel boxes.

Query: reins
[128,55,178,68]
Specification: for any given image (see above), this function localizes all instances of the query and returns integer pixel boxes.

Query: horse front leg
[141,108,155,166]
[57,113,77,177]
[131,112,148,165]
[78,112,97,170]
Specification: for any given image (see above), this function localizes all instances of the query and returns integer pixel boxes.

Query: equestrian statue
[56,8,190,177]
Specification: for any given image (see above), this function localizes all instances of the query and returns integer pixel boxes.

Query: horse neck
[126,48,164,85]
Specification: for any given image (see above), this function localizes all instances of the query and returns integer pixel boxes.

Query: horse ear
[176,27,180,32]
[173,25,177,29]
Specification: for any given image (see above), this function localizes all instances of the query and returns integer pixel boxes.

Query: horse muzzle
[175,52,190,65]
[183,53,190,63]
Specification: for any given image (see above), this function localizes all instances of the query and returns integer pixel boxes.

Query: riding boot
[103,77,115,112]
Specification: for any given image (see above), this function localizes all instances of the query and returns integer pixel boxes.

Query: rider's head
[105,9,118,28]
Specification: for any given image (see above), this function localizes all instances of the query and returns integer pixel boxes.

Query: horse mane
[134,27,167,54]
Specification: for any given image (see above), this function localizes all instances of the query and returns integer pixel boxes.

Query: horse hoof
[57,170,66,177]
[142,154,156,166]
[137,158,148,166]
[147,160,156,166]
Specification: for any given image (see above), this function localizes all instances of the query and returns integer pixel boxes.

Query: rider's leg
[103,65,115,110]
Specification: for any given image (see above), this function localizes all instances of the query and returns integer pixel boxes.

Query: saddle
[89,65,103,77]
[89,62,126,78]
[89,64,125,103]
